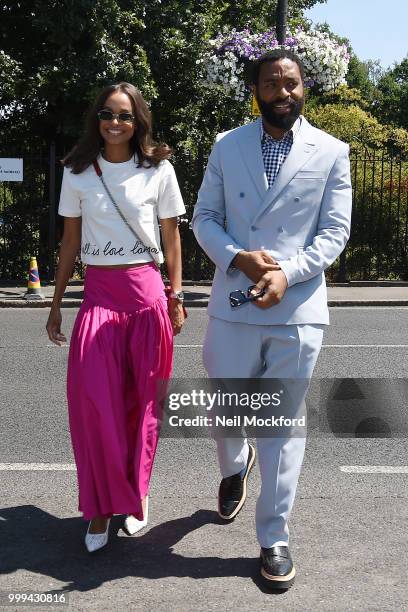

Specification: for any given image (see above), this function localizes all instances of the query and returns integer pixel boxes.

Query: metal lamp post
[276,0,289,45]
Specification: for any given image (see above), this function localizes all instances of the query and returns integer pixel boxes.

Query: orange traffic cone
[24,257,44,300]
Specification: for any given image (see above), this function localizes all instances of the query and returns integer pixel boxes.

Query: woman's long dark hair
[62,83,172,173]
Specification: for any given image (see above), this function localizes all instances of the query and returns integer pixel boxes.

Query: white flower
[202,26,349,97]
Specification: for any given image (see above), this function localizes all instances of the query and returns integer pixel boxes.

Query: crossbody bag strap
[92,159,143,245]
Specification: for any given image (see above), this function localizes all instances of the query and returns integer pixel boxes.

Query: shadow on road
[0,506,262,594]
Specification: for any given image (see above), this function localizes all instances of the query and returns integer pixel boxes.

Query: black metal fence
[0,144,63,281]
[343,152,408,281]
[0,144,407,282]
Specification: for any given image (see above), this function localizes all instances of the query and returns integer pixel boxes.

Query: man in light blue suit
[192,49,352,589]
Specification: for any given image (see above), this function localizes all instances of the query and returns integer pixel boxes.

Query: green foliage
[320,84,370,110]
[307,89,408,157]
[0,50,22,111]
[307,93,408,281]
[0,0,154,149]
[0,0,342,280]
[346,55,383,104]
[307,103,386,151]
[135,0,327,278]
[345,155,408,280]
[376,58,408,130]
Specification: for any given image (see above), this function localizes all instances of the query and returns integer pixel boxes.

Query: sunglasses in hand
[229,285,266,308]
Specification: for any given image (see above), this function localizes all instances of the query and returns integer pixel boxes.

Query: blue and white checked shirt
[261,117,302,189]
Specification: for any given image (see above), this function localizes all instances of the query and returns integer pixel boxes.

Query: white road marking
[2,464,408,474]
[174,344,408,348]
[330,307,408,310]
[175,344,203,348]
[47,343,408,349]
[340,466,408,474]
[0,463,75,471]
[322,345,408,348]
[46,344,69,347]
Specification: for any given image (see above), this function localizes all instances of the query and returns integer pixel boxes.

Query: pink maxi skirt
[67,263,173,521]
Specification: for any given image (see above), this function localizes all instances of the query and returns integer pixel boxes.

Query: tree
[307,103,387,152]
[346,55,382,106]
[136,0,328,277]
[0,0,328,279]
[0,0,154,151]
[376,58,408,130]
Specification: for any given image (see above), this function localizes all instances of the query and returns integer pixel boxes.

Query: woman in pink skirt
[46,82,186,552]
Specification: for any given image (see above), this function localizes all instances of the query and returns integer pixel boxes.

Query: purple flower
[207,26,350,95]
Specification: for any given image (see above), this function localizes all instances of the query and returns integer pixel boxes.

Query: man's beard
[256,92,304,130]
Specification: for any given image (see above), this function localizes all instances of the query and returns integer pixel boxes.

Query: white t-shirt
[58,153,186,265]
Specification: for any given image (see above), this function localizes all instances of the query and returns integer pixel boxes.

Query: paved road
[1,308,408,611]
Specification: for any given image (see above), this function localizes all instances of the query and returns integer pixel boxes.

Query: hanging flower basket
[198,26,350,101]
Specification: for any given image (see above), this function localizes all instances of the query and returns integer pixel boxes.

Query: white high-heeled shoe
[85,518,111,553]
[124,498,149,535]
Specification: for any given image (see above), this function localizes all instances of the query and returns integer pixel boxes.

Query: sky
[304,0,408,69]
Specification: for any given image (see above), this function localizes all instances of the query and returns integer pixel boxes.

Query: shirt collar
[260,115,302,144]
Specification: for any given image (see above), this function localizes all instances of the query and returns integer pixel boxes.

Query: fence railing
[0,144,63,281]
[0,144,407,282]
[343,152,408,281]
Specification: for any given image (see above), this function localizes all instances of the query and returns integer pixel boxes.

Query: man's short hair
[250,49,305,85]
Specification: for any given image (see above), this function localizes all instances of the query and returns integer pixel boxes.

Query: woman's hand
[168,299,185,336]
[160,217,184,336]
[46,306,67,346]
[46,217,81,346]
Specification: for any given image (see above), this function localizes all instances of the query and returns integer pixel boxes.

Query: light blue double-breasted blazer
[192,116,352,325]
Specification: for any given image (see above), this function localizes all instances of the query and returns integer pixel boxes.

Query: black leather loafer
[218,443,256,520]
[260,546,296,589]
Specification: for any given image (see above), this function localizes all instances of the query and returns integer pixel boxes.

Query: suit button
[294,197,300,202]
[240,192,245,198]
[250,225,257,231]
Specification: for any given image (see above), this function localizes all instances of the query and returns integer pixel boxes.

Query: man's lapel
[235,118,268,199]
[251,117,319,225]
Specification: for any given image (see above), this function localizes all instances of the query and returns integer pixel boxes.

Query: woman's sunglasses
[97,110,135,123]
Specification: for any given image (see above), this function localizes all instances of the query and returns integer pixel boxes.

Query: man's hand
[250,270,288,309]
[232,250,281,284]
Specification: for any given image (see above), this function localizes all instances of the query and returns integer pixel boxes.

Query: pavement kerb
[327,300,408,307]
[0,298,209,308]
[2,298,408,308]
[2,282,408,307]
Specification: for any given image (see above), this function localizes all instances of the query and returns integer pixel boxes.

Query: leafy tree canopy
[0,0,154,149]
[307,102,408,155]
[0,0,327,152]
[376,58,408,130]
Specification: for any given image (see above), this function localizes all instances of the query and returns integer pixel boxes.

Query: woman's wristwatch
[168,290,184,302]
